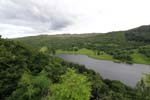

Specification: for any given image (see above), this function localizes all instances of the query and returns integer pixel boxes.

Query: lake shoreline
[58,53,150,66]
[59,54,150,87]
[57,50,150,65]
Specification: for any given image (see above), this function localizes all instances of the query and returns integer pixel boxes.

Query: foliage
[51,69,91,100]
[0,38,32,99]
[125,25,150,43]
[7,71,51,100]
[14,25,150,64]
[136,74,150,100]
[112,49,132,63]
[139,46,150,58]
[144,74,150,87]
[1,33,150,100]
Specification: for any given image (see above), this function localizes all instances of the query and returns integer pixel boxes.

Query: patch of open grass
[57,48,115,61]
[131,53,150,65]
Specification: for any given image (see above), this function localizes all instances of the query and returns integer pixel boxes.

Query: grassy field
[57,48,150,65]
[131,53,150,65]
[57,48,118,62]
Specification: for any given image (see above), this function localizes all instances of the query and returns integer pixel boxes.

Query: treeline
[139,46,150,58]
[125,25,150,43]
[14,25,150,63]
[1,36,150,99]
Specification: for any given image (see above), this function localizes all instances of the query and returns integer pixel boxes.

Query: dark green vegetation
[0,30,150,100]
[15,25,150,64]
[1,35,150,100]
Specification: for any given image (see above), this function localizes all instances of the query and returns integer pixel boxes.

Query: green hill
[125,25,150,42]
[14,25,150,64]
[1,30,150,99]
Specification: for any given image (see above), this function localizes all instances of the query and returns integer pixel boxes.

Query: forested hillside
[1,35,150,100]
[15,25,150,64]
[125,25,150,42]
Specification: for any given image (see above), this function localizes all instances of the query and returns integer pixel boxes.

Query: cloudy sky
[0,0,150,38]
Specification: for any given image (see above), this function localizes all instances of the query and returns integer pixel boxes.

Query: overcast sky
[0,0,150,38]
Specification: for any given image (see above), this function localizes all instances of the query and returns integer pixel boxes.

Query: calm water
[59,54,150,87]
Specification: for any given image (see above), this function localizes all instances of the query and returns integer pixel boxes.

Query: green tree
[7,71,51,100]
[137,73,150,100]
[51,69,91,100]
[50,48,56,55]
[73,46,79,51]
[144,74,150,87]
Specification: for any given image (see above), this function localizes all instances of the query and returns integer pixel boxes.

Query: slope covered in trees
[1,35,150,99]
[125,25,150,43]
[15,25,150,64]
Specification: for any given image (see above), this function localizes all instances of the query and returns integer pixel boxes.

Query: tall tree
[7,71,51,100]
[51,69,91,100]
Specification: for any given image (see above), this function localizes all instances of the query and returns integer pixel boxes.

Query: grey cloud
[0,0,74,33]
[2,0,147,38]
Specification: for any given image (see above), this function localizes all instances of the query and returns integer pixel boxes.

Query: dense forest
[1,26,150,100]
[15,25,150,64]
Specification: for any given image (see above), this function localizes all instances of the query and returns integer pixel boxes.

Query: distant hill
[13,25,150,64]
[125,25,150,42]
[14,25,150,49]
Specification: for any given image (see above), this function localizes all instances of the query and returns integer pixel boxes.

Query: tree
[73,46,79,51]
[139,46,150,58]
[144,74,150,87]
[137,73,150,100]
[51,69,91,100]
[39,46,48,53]
[50,48,56,55]
[7,71,51,100]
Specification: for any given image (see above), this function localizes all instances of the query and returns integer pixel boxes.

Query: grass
[131,53,150,65]
[57,48,150,65]
[57,48,117,62]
